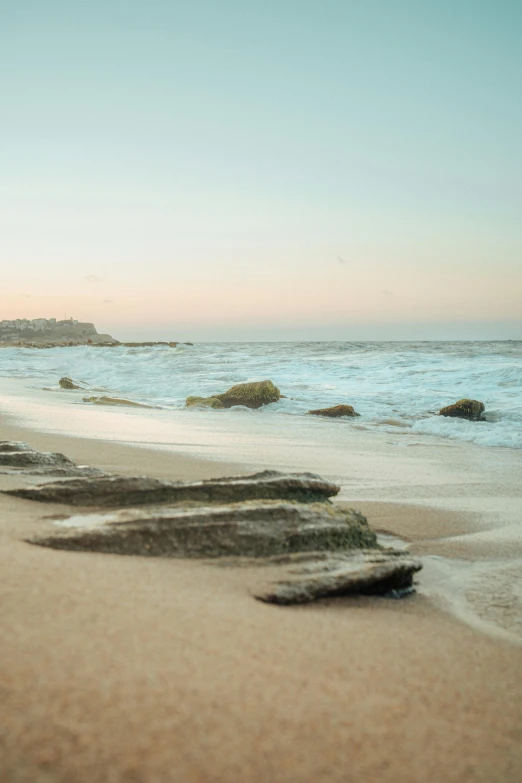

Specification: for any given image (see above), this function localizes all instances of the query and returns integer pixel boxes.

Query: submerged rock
[308,404,359,418]
[59,377,80,389]
[439,399,485,421]
[216,380,281,409]
[252,551,422,604]
[82,396,154,409]
[29,501,377,558]
[5,470,340,507]
[186,396,224,409]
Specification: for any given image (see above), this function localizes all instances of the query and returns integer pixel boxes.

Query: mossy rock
[59,377,79,389]
[216,380,281,409]
[186,396,224,409]
[308,404,359,418]
[439,399,485,421]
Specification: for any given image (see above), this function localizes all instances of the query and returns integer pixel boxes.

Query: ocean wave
[1,340,521,450]
[412,416,522,449]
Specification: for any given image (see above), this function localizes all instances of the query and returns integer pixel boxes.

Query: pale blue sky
[1,1,521,340]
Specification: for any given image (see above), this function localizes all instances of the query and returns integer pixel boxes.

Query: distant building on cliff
[0,317,78,331]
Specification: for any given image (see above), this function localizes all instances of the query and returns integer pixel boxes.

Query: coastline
[1,379,522,781]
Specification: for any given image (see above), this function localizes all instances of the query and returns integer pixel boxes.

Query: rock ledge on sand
[3,441,422,605]
[30,501,378,558]
[6,470,340,507]
[252,551,422,604]
[0,442,105,477]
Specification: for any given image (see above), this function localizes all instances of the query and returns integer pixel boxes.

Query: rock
[308,404,359,418]
[0,450,74,468]
[439,399,485,421]
[28,501,377,558]
[252,551,422,604]
[5,470,340,507]
[186,396,224,409]
[122,342,171,347]
[82,396,154,408]
[216,380,281,409]
[59,377,80,389]
[0,444,104,477]
[1,465,106,478]
[0,441,32,452]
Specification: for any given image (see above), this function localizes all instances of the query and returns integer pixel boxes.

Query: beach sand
[1,413,522,782]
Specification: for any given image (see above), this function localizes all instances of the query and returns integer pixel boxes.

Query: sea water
[0,341,521,450]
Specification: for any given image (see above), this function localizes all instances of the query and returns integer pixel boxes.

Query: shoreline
[1,381,522,781]
[2,376,522,642]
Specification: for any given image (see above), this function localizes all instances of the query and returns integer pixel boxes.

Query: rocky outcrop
[4,438,422,605]
[308,404,359,418]
[91,342,180,348]
[216,380,281,409]
[59,377,80,389]
[186,396,224,409]
[186,380,281,410]
[28,500,421,601]
[0,320,118,347]
[253,551,422,604]
[123,342,177,348]
[30,501,377,557]
[0,441,32,452]
[6,470,340,507]
[0,449,74,468]
[0,442,104,477]
[82,396,154,408]
[439,399,485,421]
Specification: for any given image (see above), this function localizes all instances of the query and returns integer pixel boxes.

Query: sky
[1,0,521,341]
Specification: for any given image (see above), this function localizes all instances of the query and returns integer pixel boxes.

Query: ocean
[0,340,521,451]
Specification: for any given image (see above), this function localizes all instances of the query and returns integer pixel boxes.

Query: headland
[0,317,182,348]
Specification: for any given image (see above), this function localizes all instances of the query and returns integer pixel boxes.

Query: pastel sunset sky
[2,1,521,340]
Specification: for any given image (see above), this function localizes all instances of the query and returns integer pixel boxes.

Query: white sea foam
[0,340,520,449]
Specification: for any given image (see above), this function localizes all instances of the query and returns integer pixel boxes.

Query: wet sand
[1,413,522,782]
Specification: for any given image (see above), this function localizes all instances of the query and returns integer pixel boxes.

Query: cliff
[0,319,118,347]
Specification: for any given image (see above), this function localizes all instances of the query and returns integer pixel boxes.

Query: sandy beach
[4,0,521,775]
[1,384,522,783]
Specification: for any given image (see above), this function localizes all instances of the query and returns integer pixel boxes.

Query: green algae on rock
[186,396,224,409]
[186,380,281,410]
[308,404,359,418]
[217,380,281,409]
[59,377,80,389]
[439,399,485,421]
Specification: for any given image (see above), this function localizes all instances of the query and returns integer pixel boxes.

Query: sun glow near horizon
[1,1,521,340]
